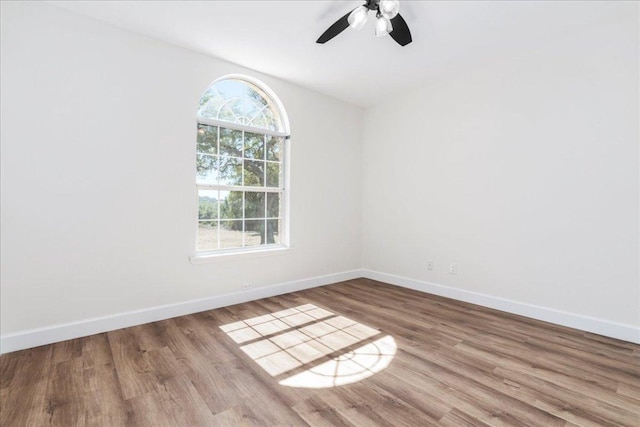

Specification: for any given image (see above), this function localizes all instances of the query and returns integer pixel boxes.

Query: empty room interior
[1,0,639,425]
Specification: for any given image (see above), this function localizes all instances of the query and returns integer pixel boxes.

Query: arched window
[195,76,289,254]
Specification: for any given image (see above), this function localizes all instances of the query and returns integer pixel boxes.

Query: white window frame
[191,75,291,262]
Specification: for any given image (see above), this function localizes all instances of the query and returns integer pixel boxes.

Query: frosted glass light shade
[375,16,393,37]
[379,0,400,19]
[348,5,369,30]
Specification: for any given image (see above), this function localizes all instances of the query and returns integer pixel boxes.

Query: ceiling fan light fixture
[348,5,369,30]
[375,15,393,37]
[316,0,411,46]
[379,0,400,20]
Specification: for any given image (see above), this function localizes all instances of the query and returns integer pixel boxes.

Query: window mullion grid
[264,134,268,243]
[242,87,247,126]
[247,104,268,128]
[217,126,221,250]
[241,130,246,248]
[197,108,286,252]
[241,130,245,187]
[197,117,287,138]
[197,184,282,193]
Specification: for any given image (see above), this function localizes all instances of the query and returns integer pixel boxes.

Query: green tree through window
[195,78,288,252]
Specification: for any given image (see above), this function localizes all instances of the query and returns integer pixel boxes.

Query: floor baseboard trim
[362,269,640,344]
[3,268,637,354]
[0,269,365,355]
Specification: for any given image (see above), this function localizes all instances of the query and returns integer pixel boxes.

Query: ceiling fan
[317,0,412,46]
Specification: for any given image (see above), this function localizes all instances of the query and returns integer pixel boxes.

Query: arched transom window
[195,76,289,254]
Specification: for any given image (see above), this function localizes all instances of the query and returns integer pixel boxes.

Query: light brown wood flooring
[1,278,639,426]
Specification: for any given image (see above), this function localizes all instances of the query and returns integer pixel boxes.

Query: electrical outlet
[449,263,457,275]
[427,261,434,271]
[242,283,253,291]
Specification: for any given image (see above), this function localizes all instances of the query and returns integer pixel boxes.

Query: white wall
[2,1,638,351]
[363,9,639,330]
[0,2,363,337]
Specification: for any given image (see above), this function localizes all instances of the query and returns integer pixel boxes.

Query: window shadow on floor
[220,304,396,388]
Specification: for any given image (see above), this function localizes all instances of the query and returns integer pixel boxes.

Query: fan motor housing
[365,0,381,11]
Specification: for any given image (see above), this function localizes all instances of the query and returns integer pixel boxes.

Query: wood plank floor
[1,278,639,426]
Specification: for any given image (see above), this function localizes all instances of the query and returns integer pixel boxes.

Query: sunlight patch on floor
[278,334,396,388]
[220,304,396,388]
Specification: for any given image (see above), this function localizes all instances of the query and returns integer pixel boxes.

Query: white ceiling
[48,1,624,107]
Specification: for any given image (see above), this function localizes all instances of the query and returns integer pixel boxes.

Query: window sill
[189,245,291,264]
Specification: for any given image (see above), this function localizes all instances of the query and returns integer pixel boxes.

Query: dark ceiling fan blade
[389,13,412,46]
[316,9,355,44]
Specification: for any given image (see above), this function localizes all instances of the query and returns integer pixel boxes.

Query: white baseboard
[0,269,365,355]
[362,269,640,344]
[3,268,637,354]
